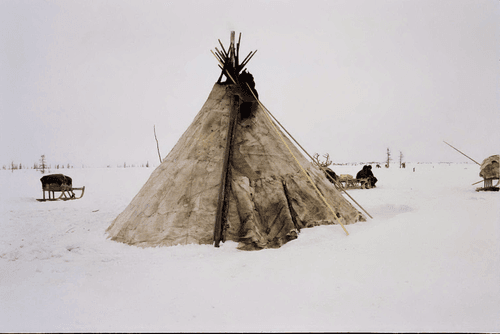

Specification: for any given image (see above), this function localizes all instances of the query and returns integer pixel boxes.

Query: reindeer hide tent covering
[107,83,365,250]
[107,33,365,250]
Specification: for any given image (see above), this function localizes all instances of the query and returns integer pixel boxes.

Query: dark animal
[356,165,377,188]
[40,174,73,189]
[324,168,339,183]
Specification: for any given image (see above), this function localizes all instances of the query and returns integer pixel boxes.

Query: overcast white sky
[1,0,499,168]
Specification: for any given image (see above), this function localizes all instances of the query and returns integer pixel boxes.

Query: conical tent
[107,33,366,250]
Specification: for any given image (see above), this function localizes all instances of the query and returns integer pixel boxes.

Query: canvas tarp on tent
[107,83,365,250]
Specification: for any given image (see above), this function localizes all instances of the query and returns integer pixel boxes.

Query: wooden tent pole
[214,94,240,247]
[218,39,228,57]
[239,50,257,71]
[230,31,236,69]
[236,32,241,64]
[211,50,237,85]
[443,141,481,165]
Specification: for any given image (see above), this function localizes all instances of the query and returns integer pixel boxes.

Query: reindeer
[312,153,339,183]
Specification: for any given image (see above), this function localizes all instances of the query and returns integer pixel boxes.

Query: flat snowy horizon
[1,162,499,332]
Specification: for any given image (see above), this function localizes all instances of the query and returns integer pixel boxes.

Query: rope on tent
[263,109,372,219]
[245,83,372,220]
[245,84,349,236]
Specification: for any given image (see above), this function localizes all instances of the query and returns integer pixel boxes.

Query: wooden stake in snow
[154,125,162,164]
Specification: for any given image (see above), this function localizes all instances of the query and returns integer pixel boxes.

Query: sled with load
[475,155,499,192]
[338,174,371,189]
[315,157,373,191]
[443,142,499,192]
[36,174,85,201]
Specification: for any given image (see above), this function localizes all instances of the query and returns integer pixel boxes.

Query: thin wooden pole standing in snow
[153,125,162,164]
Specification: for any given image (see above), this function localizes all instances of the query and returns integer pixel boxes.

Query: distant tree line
[3,155,153,172]
[119,161,150,168]
[320,148,406,168]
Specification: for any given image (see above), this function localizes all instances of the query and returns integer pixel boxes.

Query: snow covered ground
[1,163,499,332]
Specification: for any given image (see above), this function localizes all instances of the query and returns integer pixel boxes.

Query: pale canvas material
[107,83,365,250]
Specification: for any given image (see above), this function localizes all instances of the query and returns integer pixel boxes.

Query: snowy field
[1,163,499,332]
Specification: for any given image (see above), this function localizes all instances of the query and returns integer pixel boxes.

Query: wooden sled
[475,178,499,192]
[37,184,86,202]
[338,175,370,190]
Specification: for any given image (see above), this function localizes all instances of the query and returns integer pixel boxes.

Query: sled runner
[475,177,500,192]
[37,184,86,201]
[36,174,85,201]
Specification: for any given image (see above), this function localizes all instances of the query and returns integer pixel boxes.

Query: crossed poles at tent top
[211,31,257,85]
